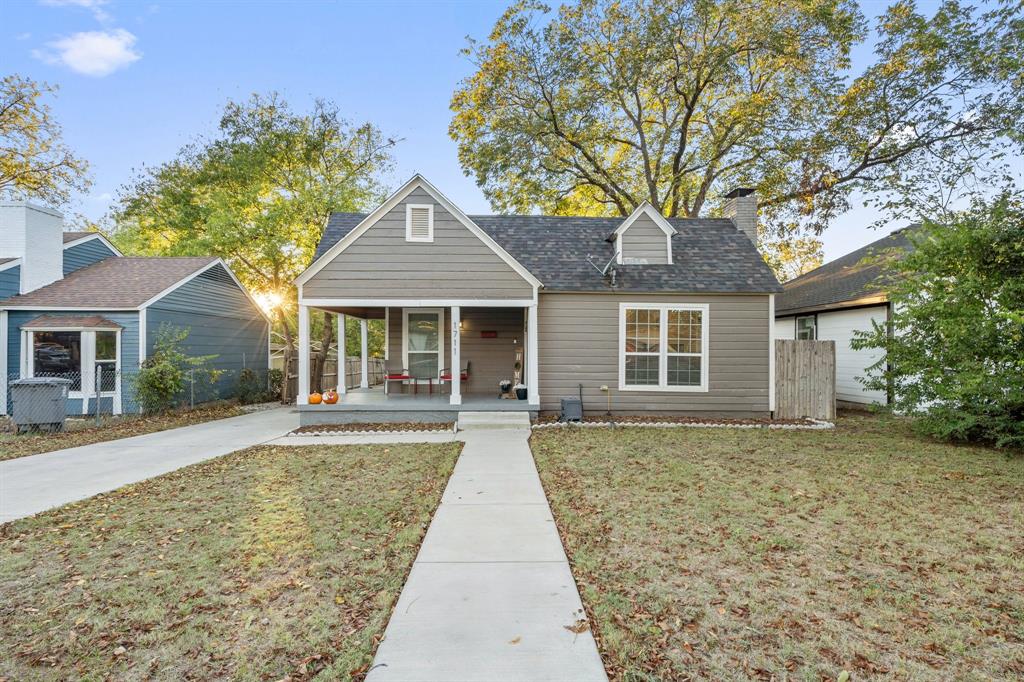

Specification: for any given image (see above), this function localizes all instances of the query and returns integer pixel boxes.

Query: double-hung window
[619,303,709,391]
[795,315,816,340]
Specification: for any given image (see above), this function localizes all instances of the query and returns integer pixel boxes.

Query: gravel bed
[532,415,833,430]
[289,422,456,436]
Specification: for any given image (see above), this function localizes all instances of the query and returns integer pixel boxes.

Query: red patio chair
[438,361,471,394]
[384,362,411,396]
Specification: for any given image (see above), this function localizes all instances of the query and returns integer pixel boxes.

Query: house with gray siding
[0,202,269,416]
[293,175,781,424]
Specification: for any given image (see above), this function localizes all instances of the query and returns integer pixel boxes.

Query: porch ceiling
[309,306,386,319]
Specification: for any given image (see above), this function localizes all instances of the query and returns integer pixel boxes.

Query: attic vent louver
[406,204,434,242]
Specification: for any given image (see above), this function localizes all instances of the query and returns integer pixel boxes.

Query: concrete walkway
[367,416,607,681]
[0,406,298,522]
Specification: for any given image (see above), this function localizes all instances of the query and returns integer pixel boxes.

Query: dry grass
[531,413,1024,681]
[0,402,245,461]
[0,442,460,680]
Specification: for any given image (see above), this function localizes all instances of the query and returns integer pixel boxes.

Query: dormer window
[406,204,434,242]
[612,202,676,265]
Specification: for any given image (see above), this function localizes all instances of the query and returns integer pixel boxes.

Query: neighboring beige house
[775,227,914,406]
[293,175,781,423]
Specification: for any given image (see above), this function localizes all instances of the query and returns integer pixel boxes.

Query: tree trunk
[310,310,335,393]
[277,308,295,404]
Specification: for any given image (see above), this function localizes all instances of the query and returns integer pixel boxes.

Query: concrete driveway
[0,406,298,523]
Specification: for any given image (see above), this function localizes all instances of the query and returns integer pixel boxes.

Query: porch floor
[297,387,536,425]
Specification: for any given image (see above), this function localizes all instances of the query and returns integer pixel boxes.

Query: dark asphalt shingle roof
[775,227,916,315]
[0,257,217,308]
[22,314,123,329]
[315,213,782,294]
[62,231,95,243]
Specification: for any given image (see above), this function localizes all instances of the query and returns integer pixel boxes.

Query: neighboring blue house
[0,201,270,416]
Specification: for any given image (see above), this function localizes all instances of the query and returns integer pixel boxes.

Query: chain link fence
[2,366,281,433]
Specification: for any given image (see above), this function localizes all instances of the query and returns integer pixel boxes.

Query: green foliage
[853,195,1024,449]
[234,367,280,405]
[135,325,222,413]
[110,93,396,346]
[0,74,91,206]
[450,0,1024,277]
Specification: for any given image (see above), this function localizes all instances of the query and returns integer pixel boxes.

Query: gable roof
[23,314,123,330]
[62,231,93,243]
[0,257,217,309]
[297,175,542,289]
[775,226,916,315]
[315,212,781,294]
[63,230,123,256]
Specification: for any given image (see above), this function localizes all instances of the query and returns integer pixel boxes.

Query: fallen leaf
[508,636,521,645]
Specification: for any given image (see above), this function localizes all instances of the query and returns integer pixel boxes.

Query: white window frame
[26,327,121,404]
[795,314,817,340]
[618,302,709,392]
[405,203,435,243]
[402,307,444,380]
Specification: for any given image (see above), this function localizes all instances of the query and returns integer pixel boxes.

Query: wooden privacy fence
[775,340,836,420]
[284,356,385,399]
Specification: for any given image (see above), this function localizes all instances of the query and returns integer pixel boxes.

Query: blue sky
[0,0,994,261]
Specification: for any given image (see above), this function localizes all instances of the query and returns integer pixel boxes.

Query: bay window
[29,327,120,398]
[620,303,709,391]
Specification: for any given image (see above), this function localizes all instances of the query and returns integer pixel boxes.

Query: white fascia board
[0,258,21,272]
[300,297,537,308]
[293,174,543,290]
[612,202,677,239]
[62,233,124,257]
[0,305,139,312]
[137,258,272,324]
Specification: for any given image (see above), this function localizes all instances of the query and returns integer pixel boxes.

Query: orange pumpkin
[308,392,323,405]
[323,389,339,404]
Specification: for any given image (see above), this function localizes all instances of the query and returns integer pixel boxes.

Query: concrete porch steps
[457,411,533,431]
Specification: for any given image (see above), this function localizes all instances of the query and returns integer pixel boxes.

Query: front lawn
[0,442,460,679]
[532,414,1024,680]
[0,402,246,461]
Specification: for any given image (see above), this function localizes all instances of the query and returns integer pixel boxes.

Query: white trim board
[62,232,124,257]
[0,310,7,416]
[294,174,543,290]
[0,258,20,273]
[300,297,537,308]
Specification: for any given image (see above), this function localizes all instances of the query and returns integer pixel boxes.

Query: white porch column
[450,305,461,405]
[336,313,346,394]
[297,304,310,405]
[527,303,539,407]
[359,317,369,389]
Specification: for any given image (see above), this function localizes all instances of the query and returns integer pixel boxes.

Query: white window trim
[402,307,444,381]
[405,203,435,242]
[618,302,709,392]
[25,326,121,405]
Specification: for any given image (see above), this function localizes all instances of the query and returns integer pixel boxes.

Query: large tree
[450,0,1024,278]
[112,94,396,394]
[0,74,91,206]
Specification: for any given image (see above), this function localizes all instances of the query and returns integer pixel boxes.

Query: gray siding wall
[620,215,669,264]
[0,264,20,300]
[305,187,534,300]
[382,306,524,394]
[146,264,268,374]
[63,238,117,276]
[537,292,771,416]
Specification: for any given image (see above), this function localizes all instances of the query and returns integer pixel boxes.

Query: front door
[403,308,443,380]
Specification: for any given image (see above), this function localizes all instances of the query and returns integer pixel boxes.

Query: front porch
[296,386,536,425]
[295,300,540,421]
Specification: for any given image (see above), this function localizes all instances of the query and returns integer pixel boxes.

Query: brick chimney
[0,201,64,294]
[724,188,757,245]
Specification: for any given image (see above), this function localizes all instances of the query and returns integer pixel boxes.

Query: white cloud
[39,0,112,23]
[34,29,141,77]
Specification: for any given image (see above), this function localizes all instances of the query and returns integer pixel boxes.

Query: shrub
[853,194,1024,449]
[135,325,220,413]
